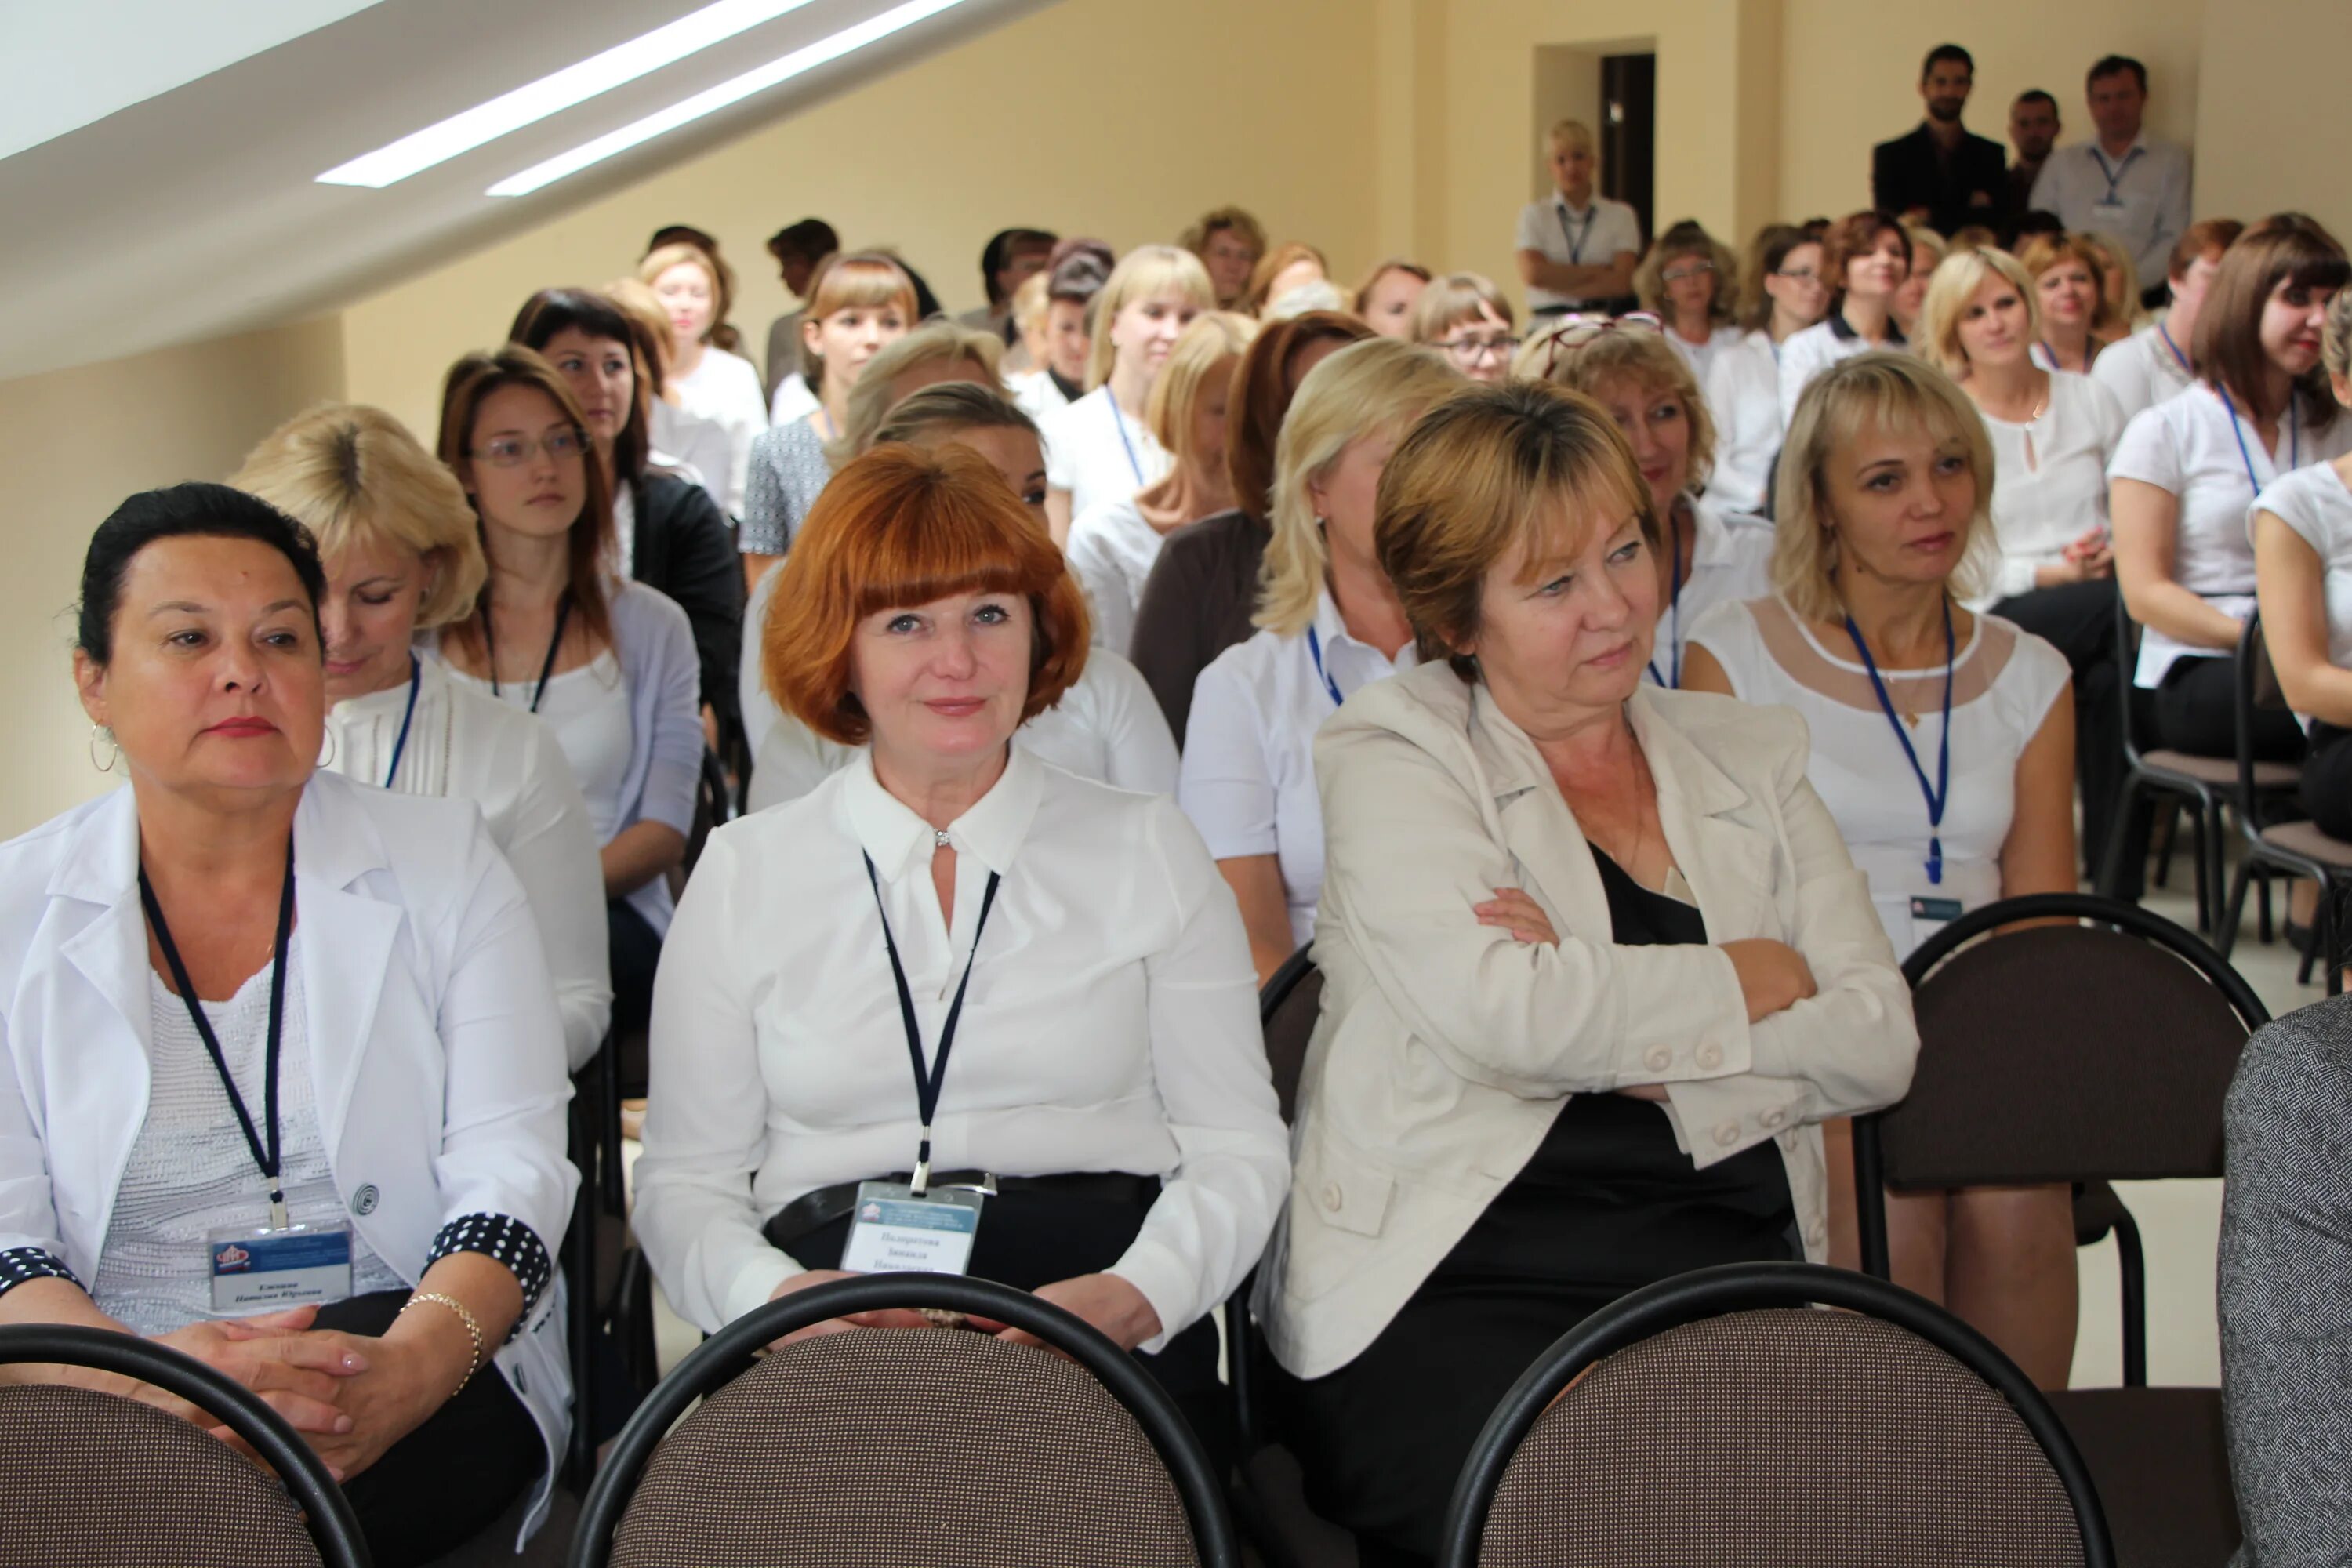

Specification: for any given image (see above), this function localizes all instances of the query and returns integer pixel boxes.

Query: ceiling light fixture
[485,0,967,198]
[316,0,821,188]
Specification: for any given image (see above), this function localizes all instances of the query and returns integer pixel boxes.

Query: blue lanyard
[1846,597,1955,886]
[2040,338,2098,372]
[2089,145,2143,204]
[2218,385,2298,493]
[383,654,421,789]
[1645,516,1686,689]
[1105,394,1147,488]
[2158,322,2190,375]
[1559,202,1594,265]
[1305,625,1345,708]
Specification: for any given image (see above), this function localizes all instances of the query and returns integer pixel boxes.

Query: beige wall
[2194,0,2352,242]
[0,317,347,837]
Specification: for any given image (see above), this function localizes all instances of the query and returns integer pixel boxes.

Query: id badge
[1911,895,1965,946]
[208,1220,354,1314]
[839,1180,983,1276]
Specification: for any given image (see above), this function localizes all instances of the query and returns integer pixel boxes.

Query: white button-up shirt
[2027,135,2193,291]
[2090,319,2197,426]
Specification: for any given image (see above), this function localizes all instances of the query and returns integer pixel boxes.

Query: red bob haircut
[764,444,1091,745]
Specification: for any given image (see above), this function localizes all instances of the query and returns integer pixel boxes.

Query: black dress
[1278,850,1801,1567]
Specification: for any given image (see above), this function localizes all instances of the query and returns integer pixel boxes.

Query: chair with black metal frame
[1436,1260,2113,1568]
[2218,611,2352,995]
[568,1273,1240,1568]
[1853,891,2265,1568]
[0,1323,368,1568]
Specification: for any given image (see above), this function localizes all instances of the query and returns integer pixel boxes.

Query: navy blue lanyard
[1645,516,1687,689]
[2217,385,2298,493]
[1559,202,1594,265]
[1846,598,1956,886]
[382,654,421,789]
[2040,338,2098,372]
[2089,145,2143,204]
[1305,625,1345,708]
[1105,395,1147,488]
[482,593,572,715]
[862,851,1000,1197]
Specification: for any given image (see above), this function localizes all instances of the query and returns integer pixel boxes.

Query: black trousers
[608,897,662,1046]
[2111,655,2307,900]
[314,1290,543,1568]
[1993,580,2124,879]
[2304,722,2352,840]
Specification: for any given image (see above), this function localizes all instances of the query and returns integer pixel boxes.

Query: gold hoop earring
[88,724,118,772]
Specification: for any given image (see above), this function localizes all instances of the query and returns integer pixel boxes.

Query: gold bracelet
[401,1290,485,1396]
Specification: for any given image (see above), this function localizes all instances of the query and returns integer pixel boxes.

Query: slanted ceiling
[0,0,1047,382]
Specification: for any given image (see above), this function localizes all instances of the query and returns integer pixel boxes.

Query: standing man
[2004,89,2062,219]
[2027,56,2192,307]
[1513,118,1642,318]
[956,227,1058,344]
[761,217,838,401]
[1870,44,2007,237]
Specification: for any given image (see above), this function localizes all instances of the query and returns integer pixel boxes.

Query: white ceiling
[0,0,1047,382]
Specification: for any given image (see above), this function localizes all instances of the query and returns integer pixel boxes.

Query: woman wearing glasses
[1633,221,1744,383]
[1410,273,1519,385]
[1777,210,1911,425]
[428,347,702,1043]
[1705,223,1832,517]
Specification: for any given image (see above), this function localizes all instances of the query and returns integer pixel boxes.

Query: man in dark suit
[1871,44,2007,237]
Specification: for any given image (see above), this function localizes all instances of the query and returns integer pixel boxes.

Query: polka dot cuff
[427,1214,552,1334]
[0,1247,82,1298]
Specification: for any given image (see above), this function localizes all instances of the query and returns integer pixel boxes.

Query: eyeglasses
[1529,311,1663,378]
[1773,266,1822,283]
[1436,334,1521,365]
[470,429,589,468]
[1661,261,1716,285]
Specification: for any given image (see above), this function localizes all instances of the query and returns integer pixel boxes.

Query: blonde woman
[1632,221,1743,382]
[1684,353,2078,1389]
[1175,339,1460,982]
[639,242,767,515]
[1068,312,1257,655]
[1410,273,1519,385]
[2082,231,2148,334]
[2018,234,2120,376]
[1042,245,1216,539]
[1705,223,1832,516]
[230,405,612,1072]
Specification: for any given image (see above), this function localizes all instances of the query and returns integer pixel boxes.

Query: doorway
[1600,53,1657,245]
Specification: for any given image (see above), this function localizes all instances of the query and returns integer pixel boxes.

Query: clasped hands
[766,1269,1163,1357]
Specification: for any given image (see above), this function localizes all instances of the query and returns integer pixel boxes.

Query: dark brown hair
[2190,213,2349,425]
[1820,210,1909,306]
[1225,310,1377,522]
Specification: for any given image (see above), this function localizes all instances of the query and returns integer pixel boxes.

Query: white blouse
[1645,495,1773,689]
[2255,461,2352,708]
[1668,324,1746,389]
[1704,329,1783,517]
[1011,369,1073,425]
[1978,372,2130,602]
[743,648,1180,813]
[669,347,769,517]
[2109,383,2352,687]
[1178,590,1419,948]
[1689,597,2070,956]
[633,746,1289,1341]
[1778,315,1903,427]
[327,658,612,1070]
[2089,321,2196,426]
[1065,492,1174,656]
[648,401,733,517]
[1044,386,1171,524]
[454,651,633,844]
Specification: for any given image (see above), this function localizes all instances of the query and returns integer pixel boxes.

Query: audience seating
[1854,891,2264,1568]
[571,1273,1240,1568]
[2221,611,2352,993]
[0,1323,368,1568]
[1436,1260,2111,1568]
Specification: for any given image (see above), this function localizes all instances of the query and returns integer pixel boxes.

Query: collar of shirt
[1312,586,1420,691]
[842,743,1046,887]
[1827,310,1906,347]
[1553,192,1597,223]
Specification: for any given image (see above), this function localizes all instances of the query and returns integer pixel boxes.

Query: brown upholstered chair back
[0,1383,321,1567]
[1261,961,1322,1124]
[608,1326,1202,1567]
[1476,1308,2086,1567]
[1882,925,2251,1189]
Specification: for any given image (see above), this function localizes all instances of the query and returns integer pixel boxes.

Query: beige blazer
[1255,663,1918,1380]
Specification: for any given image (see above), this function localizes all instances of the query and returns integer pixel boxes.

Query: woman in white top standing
[1043,245,1214,543]
[1686,352,2079,1390]
[640,243,767,518]
[1779,209,1911,426]
[636,445,1286,1468]
[1067,312,1254,656]
[1178,339,1461,983]
[1634,221,1744,385]
[1518,316,1773,691]
[1705,223,1831,517]
[228,405,612,1072]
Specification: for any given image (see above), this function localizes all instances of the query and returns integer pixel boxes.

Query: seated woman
[1353,260,1431,339]
[1683,353,2078,1389]
[1891,225,1947,343]
[1779,209,1911,425]
[1705,223,1831,517]
[430,347,702,1043]
[1244,241,1332,318]
[634,445,1287,1464]
[1633,220,1744,383]
[1044,245,1216,540]
[1011,247,1110,425]
[1067,311,1256,655]
[745,383,1177,810]
[2092,220,2243,424]
[1261,380,1917,1566]
[2020,234,2121,376]
[1178,339,1461,983]
[229,405,612,1071]
[639,241,768,517]
[1517,314,1771,689]
[1408,272,1519,386]
[0,484,575,1566]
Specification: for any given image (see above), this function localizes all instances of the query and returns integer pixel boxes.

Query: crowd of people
[1,40,2349,1567]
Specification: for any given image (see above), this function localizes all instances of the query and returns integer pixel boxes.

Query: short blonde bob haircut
[829,319,1004,465]
[1773,351,1998,622]
[1087,245,1218,390]
[1518,319,1718,492]
[1376,379,1655,682]
[796,251,920,389]
[228,403,486,629]
[1146,311,1258,456]
[1915,246,2041,379]
[1410,272,1515,343]
[764,444,1089,744]
[1256,337,1462,637]
[1546,118,1595,156]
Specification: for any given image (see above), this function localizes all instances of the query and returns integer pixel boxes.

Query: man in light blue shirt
[2026,55,2191,306]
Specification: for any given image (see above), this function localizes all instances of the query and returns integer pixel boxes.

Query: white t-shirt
[1645,495,1774,688]
[2253,461,2352,713]
[2089,321,2197,427]
[1066,492,1176,657]
[649,400,735,517]
[1778,314,1904,426]
[1704,329,1782,517]
[1979,372,2130,602]
[1514,192,1643,311]
[669,347,768,517]
[455,651,634,844]
[1178,589,1418,948]
[1044,386,1171,523]
[768,372,818,426]
[1668,324,1746,389]
[1011,369,1073,424]
[1688,596,2070,956]
[2107,383,2352,686]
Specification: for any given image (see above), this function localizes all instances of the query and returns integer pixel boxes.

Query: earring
[88,724,118,772]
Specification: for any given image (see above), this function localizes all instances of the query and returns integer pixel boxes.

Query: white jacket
[1255,665,1917,1379]
[0,771,577,1545]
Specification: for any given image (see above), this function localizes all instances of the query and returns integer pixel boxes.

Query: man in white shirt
[2026,56,2192,305]
[1514,118,1642,317]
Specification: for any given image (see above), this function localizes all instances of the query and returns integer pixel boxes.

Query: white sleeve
[1044,402,1080,493]
[2083,375,2131,456]
[1065,515,1132,654]
[505,721,615,1072]
[1778,335,1817,428]
[1683,599,1763,702]
[2089,341,2147,421]
[1175,653,1279,860]
[1512,201,1547,252]
[2254,474,2328,558]
[1087,652,1180,797]
[2108,403,2185,492]
[745,717,855,814]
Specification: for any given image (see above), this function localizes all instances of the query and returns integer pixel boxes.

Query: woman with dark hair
[1706,223,1832,515]
[511,287,744,753]
[0,483,575,1564]
[1777,209,1911,423]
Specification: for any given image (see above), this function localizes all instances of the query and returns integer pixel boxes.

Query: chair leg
[2114,1204,2148,1388]
[2219,859,2253,959]
[2259,869,2275,945]
[2097,778,2142,901]
[2188,806,2211,932]
[2151,799,2177,890]
[2326,890,2344,999]
[598,1049,626,1214]
[2301,889,2325,986]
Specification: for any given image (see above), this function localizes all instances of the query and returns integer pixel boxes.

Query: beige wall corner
[1730,0,1785,241]
[2194,0,2350,241]
[0,316,347,837]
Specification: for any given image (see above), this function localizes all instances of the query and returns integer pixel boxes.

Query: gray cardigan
[2220,993,2352,1566]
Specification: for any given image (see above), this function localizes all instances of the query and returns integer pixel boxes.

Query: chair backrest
[1442,1262,2109,1568]
[1258,946,1322,1125]
[2234,611,2291,812]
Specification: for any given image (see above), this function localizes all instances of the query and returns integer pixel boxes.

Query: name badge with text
[839,1181,983,1276]
[208,1220,354,1314]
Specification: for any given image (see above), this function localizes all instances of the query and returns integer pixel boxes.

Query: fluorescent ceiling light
[486,0,967,198]
[317,0,821,187]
